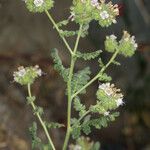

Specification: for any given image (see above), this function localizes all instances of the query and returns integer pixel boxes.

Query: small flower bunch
[13,65,42,85]
[70,0,119,27]
[105,31,138,57]
[91,83,124,115]
[23,0,54,13]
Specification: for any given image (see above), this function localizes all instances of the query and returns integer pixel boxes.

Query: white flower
[99,83,114,96]
[34,65,42,76]
[116,98,124,107]
[131,36,138,49]
[99,83,124,107]
[104,111,110,116]
[91,0,99,7]
[110,34,117,40]
[100,11,109,20]
[34,0,44,7]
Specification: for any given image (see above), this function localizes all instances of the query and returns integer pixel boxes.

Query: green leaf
[98,58,104,68]
[92,142,101,150]
[45,122,64,129]
[82,115,91,135]
[112,60,121,66]
[76,50,102,61]
[72,67,91,95]
[98,73,112,82]
[56,20,69,28]
[73,97,86,117]
[60,30,77,37]
[29,122,42,149]
[80,24,89,37]
[71,124,81,139]
[51,48,69,82]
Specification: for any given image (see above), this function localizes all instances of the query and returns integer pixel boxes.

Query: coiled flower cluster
[23,0,54,13]
[105,31,138,57]
[91,83,124,115]
[13,65,42,85]
[70,0,119,27]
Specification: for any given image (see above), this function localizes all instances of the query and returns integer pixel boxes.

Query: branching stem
[27,84,56,150]
[72,48,120,99]
[62,24,83,150]
[45,10,73,55]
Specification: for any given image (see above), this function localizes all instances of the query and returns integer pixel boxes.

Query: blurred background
[0,0,150,149]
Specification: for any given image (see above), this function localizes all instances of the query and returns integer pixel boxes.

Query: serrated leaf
[73,97,86,117]
[71,124,81,139]
[82,115,91,135]
[45,122,64,129]
[76,50,102,61]
[112,60,121,66]
[72,67,91,95]
[98,58,104,67]
[51,48,69,82]
[29,122,42,149]
[92,142,101,150]
[98,73,112,82]
[56,20,69,28]
[60,30,77,37]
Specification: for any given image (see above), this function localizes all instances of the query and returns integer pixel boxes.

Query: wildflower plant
[14,0,138,149]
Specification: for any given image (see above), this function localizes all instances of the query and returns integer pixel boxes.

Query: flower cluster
[105,31,138,57]
[91,83,124,115]
[70,0,119,27]
[105,34,118,53]
[23,0,54,13]
[119,31,138,57]
[13,65,42,85]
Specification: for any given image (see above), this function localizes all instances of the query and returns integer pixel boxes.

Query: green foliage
[76,50,102,61]
[45,122,64,129]
[27,96,36,104]
[99,73,112,82]
[51,48,69,82]
[112,60,121,66]
[33,106,44,116]
[73,97,86,117]
[56,20,69,28]
[71,122,81,139]
[72,67,91,95]
[60,30,77,37]
[92,142,101,150]
[29,122,42,149]
[80,24,89,37]
[98,58,104,68]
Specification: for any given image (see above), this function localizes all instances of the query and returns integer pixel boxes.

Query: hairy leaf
[76,50,102,61]
[73,97,86,117]
[29,122,42,149]
[51,48,69,82]
[99,73,112,82]
[72,67,91,95]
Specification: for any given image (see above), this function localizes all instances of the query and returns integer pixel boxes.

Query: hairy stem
[62,25,83,150]
[72,48,120,98]
[27,84,56,150]
[45,10,73,55]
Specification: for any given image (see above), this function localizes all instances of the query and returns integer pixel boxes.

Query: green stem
[27,84,56,150]
[77,110,90,124]
[72,48,120,99]
[62,25,83,150]
[45,10,73,55]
